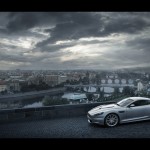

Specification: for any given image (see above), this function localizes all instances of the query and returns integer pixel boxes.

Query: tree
[123,86,130,95]
[42,95,69,106]
[82,77,89,85]
[66,80,70,84]
[80,87,84,92]
[86,93,94,101]
[114,87,119,96]
[129,88,135,96]
[1,91,4,95]
[123,86,134,96]
[100,87,104,98]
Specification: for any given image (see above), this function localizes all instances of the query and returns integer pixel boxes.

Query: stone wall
[0,101,115,122]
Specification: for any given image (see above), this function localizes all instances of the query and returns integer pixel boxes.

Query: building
[58,76,67,84]
[67,74,80,81]
[44,75,67,86]
[10,75,22,79]
[27,76,44,85]
[0,81,8,92]
[7,81,20,92]
[44,75,59,86]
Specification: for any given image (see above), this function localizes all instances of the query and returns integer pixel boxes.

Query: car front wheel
[104,113,119,127]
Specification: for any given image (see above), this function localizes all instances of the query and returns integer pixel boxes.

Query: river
[0,86,124,109]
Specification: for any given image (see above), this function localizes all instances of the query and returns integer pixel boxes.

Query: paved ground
[0,116,150,138]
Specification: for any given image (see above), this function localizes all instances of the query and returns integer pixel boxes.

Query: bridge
[64,84,136,88]
[65,84,136,94]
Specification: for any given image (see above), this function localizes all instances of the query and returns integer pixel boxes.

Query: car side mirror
[129,104,135,107]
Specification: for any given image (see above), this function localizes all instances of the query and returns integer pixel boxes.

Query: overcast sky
[0,12,150,70]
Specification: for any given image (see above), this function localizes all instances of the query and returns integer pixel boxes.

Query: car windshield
[117,98,134,107]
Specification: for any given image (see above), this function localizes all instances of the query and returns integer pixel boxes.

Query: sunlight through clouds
[0,12,150,70]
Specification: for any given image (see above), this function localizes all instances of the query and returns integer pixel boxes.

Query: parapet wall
[0,101,115,123]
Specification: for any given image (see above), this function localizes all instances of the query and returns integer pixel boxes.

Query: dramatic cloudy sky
[0,12,150,70]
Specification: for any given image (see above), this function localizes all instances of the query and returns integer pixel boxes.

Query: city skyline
[0,12,150,70]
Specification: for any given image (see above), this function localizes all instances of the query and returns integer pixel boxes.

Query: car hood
[88,104,119,116]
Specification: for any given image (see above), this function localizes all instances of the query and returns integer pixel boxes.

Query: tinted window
[117,98,134,107]
[132,100,150,107]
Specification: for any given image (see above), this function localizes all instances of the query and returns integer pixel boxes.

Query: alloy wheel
[105,114,119,127]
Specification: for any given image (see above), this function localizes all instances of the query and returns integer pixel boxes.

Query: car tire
[104,113,119,127]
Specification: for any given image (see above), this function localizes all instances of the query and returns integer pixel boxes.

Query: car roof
[128,97,150,101]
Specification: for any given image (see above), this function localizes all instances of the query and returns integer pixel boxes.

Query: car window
[117,98,134,107]
[131,100,150,107]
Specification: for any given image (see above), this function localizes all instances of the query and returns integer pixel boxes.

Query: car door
[125,100,149,122]
[143,100,150,118]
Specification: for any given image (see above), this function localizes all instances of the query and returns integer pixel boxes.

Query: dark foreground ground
[0,116,150,138]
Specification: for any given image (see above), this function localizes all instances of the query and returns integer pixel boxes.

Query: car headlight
[93,112,104,117]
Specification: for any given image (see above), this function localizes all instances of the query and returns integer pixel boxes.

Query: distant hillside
[120,66,150,73]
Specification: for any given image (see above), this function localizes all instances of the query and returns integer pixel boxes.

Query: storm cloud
[0,12,150,70]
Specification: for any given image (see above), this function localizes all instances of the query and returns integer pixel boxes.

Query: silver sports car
[87,97,150,127]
